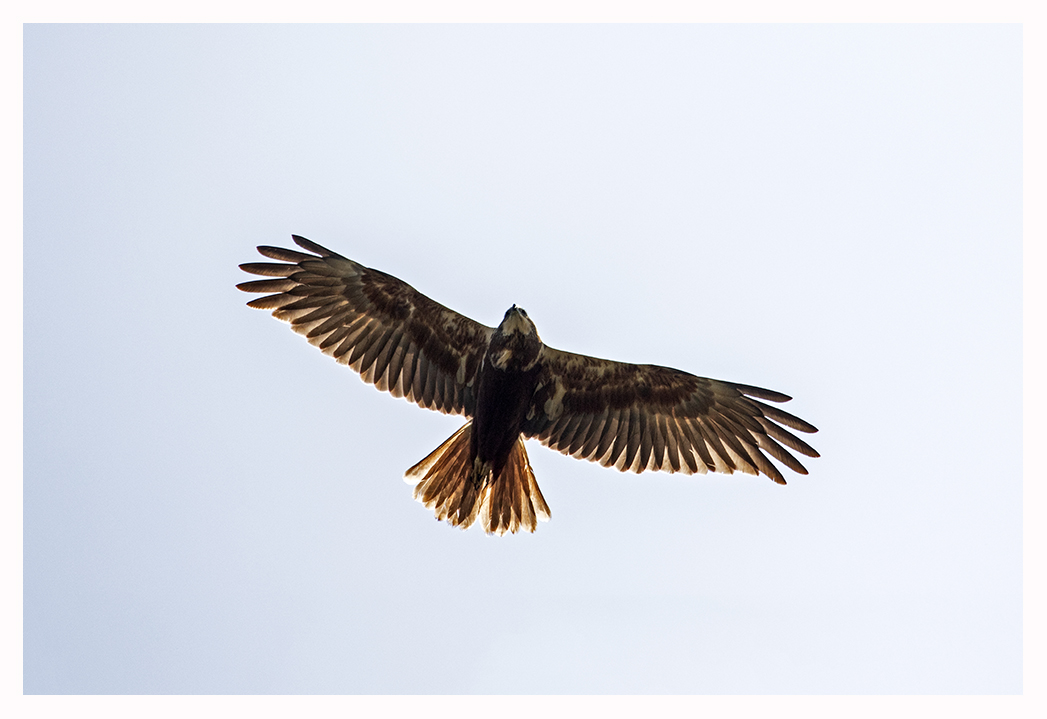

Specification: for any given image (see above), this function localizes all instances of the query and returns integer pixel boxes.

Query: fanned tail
[405,421,551,535]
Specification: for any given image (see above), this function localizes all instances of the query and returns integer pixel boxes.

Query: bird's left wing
[237,236,493,416]
[522,346,819,483]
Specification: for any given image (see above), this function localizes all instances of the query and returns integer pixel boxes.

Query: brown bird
[237,236,819,535]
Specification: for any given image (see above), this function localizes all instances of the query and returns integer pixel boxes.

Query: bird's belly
[471,365,539,474]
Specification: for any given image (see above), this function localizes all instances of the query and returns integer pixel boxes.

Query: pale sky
[23,23,1023,694]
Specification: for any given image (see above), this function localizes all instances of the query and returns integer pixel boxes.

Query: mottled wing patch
[524,347,819,483]
[237,235,493,416]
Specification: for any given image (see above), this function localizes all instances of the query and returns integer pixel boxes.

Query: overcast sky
[23,24,1022,694]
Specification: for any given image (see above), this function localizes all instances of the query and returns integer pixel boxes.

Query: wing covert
[523,347,819,483]
[237,235,493,416]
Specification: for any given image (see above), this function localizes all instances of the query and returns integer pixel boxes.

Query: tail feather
[405,421,551,535]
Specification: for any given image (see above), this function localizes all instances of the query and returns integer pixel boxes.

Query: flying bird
[237,236,819,535]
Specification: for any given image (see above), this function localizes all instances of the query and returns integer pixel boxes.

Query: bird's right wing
[523,346,819,483]
[237,235,493,416]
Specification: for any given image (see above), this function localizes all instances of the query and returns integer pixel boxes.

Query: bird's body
[471,310,543,482]
[237,236,819,535]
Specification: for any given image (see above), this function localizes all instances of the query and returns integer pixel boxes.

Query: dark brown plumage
[237,235,819,535]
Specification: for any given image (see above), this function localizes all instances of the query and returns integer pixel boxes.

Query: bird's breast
[487,331,542,373]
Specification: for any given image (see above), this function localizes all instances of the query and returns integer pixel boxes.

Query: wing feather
[578,409,609,459]
[681,418,715,472]
[255,246,315,263]
[368,326,399,387]
[595,408,621,465]
[749,399,819,434]
[377,330,407,393]
[399,347,419,399]
[558,413,587,456]
[346,323,378,368]
[412,350,429,405]
[649,414,666,471]
[661,414,681,473]
[246,293,292,310]
[544,413,571,448]
[359,326,395,383]
[524,346,818,484]
[421,354,439,410]
[238,236,492,416]
[672,416,702,474]
[696,419,738,473]
[756,416,820,458]
[608,408,632,470]
[624,407,642,472]
[238,262,298,277]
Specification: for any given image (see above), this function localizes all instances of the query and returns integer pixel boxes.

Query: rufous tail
[404,421,551,535]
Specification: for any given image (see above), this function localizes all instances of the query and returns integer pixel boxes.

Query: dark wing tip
[787,416,819,434]
[291,234,338,257]
[244,294,289,309]
[236,278,295,293]
[256,245,315,263]
[730,382,793,403]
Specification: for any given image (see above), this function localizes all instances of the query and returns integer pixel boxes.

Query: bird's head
[498,304,538,337]
[489,305,542,371]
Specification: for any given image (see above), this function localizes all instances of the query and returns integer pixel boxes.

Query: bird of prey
[237,236,819,536]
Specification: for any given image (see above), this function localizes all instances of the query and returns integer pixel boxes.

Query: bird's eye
[521,309,528,318]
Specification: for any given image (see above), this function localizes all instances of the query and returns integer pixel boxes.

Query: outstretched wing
[523,347,819,483]
[237,235,493,416]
